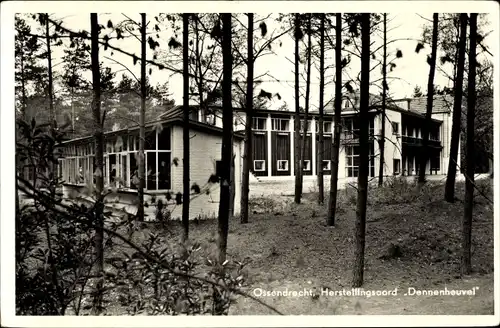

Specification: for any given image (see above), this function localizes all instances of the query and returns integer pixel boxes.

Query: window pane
[353,156,360,167]
[260,119,266,130]
[122,135,128,151]
[130,152,138,189]
[146,152,157,190]
[145,131,156,150]
[158,152,171,190]
[109,154,117,184]
[129,135,134,151]
[120,154,128,187]
[158,127,171,150]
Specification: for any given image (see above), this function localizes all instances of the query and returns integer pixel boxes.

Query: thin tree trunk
[182,13,190,241]
[20,54,27,120]
[317,14,325,204]
[195,16,204,111]
[45,14,54,127]
[217,13,233,264]
[137,13,146,221]
[17,51,27,214]
[44,13,63,313]
[90,12,104,315]
[71,91,75,136]
[462,13,477,276]
[352,13,370,288]
[327,13,342,226]
[229,154,235,218]
[378,13,387,187]
[418,13,438,184]
[45,13,56,189]
[445,13,468,202]
[299,14,312,199]
[240,13,253,224]
[294,13,302,204]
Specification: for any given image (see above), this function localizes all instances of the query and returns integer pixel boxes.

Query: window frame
[392,122,399,135]
[253,160,266,172]
[302,160,311,171]
[252,117,267,131]
[272,118,290,131]
[60,127,172,192]
[393,158,401,175]
[277,160,289,171]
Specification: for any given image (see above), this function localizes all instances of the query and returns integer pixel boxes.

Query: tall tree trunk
[445,14,468,202]
[90,12,104,315]
[317,14,325,204]
[294,14,302,204]
[45,14,54,127]
[240,13,254,224]
[229,154,235,218]
[71,91,75,136]
[195,16,204,112]
[378,13,387,187]
[45,13,56,189]
[299,14,312,199]
[20,55,27,120]
[462,13,477,276]
[418,13,438,184]
[17,51,27,214]
[217,13,233,264]
[182,13,190,241]
[137,13,146,221]
[352,13,370,288]
[327,13,342,226]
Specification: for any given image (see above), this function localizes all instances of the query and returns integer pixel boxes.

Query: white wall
[432,111,454,175]
[384,109,403,176]
[170,125,243,220]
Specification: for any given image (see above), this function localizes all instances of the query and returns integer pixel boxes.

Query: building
[56,91,489,220]
[58,106,244,221]
[230,92,454,181]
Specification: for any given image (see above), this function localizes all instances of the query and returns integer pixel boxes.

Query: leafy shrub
[107,237,246,315]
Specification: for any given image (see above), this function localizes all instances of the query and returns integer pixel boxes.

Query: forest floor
[84,178,495,315]
[47,179,494,315]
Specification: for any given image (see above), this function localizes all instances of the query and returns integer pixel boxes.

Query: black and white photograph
[0,1,498,326]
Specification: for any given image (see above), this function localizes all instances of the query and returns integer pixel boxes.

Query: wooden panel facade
[299,134,313,176]
[271,132,291,176]
[252,132,268,176]
[316,134,332,175]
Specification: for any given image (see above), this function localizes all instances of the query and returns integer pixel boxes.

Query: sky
[16,6,497,111]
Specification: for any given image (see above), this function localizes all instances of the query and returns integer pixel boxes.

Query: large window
[252,117,267,130]
[60,127,172,191]
[272,118,290,131]
[60,141,95,185]
[345,143,375,178]
[315,121,333,133]
[393,159,401,175]
[342,117,374,140]
[299,120,312,132]
[429,125,440,141]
